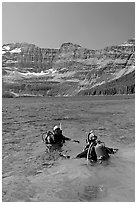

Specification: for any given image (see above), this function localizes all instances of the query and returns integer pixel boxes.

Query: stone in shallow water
[79,184,107,201]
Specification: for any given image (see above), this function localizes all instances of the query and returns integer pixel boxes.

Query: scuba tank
[42,131,55,144]
[94,141,109,160]
[46,134,55,144]
[87,141,98,164]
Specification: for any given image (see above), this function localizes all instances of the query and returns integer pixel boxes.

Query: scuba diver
[42,125,80,147]
[75,130,118,163]
[42,125,80,158]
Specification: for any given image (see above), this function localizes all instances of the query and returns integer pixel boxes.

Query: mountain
[2,39,135,97]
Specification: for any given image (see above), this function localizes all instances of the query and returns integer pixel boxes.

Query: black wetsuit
[53,132,71,144]
[76,142,97,160]
[76,141,117,161]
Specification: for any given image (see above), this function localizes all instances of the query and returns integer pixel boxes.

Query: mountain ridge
[2,39,135,97]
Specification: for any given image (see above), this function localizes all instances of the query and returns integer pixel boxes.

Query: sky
[2,2,135,50]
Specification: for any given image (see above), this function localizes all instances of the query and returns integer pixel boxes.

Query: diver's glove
[73,140,80,143]
[113,148,119,153]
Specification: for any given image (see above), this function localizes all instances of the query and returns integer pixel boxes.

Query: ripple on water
[56,177,107,202]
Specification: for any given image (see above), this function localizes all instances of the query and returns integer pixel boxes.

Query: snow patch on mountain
[3,45,10,51]
[10,48,21,53]
[6,60,18,63]
[121,44,133,47]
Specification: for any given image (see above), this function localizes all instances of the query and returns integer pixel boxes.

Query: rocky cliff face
[2,39,135,97]
[2,42,58,71]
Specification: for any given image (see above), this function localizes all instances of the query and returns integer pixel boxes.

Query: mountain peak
[60,42,81,50]
[121,39,135,46]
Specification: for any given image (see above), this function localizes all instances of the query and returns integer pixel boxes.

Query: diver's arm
[63,135,71,141]
[105,146,118,154]
[72,139,80,143]
[83,144,90,151]
[75,149,88,158]
[63,136,80,143]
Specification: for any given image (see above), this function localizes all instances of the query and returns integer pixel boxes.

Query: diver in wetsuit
[75,130,118,162]
[42,126,80,157]
[42,125,80,146]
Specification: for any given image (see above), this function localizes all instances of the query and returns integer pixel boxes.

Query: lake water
[2,95,135,201]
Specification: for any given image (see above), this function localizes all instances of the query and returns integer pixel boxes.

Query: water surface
[2,95,135,201]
